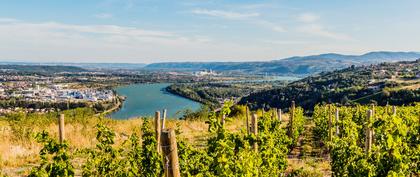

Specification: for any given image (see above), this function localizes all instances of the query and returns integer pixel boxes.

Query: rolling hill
[239,59,420,110]
[0,65,87,74]
[145,51,420,75]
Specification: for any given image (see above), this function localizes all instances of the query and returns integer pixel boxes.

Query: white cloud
[0,19,224,62]
[192,9,260,19]
[298,24,352,41]
[0,18,292,62]
[191,8,285,33]
[295,13,352,41]
[94,13,114,19]
[255,20,286,32]
[297,13,319,23]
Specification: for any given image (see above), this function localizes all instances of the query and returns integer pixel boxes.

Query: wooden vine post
[251,113,258,152]
[246,105,250,135]
[335,108,339,136]
[278,108,282,122]
[58,114,65,143]
[371,104,376,143]
[262,107,265,116]
[365,110,373,154]
[155,111,161,154]
[272,108,277,120]
[289,101,295,137]
[162,109,167,130]
[392,106,397,116]
[221,114,226,125]
[328,104,332,141]
[161,129,181,177]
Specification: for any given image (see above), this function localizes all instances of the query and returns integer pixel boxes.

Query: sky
[0,0,420,63]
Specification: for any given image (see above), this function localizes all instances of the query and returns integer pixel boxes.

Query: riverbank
[109,83,201,119]
[165,81,288,108]
[96,95,124,116]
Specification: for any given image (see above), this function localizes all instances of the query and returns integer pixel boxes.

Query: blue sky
[0,0,419,63]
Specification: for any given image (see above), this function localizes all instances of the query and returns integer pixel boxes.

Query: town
[0,76,116,114]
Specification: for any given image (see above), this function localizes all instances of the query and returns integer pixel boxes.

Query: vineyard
[0,102,419,176]
[313,104,420,176]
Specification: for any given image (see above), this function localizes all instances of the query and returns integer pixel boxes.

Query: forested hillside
[240,59,420,110]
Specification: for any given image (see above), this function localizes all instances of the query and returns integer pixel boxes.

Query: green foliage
[177,141,213,176]
[5,108,95,142]
[139,119,163,176]
[82,121,163,177]
[179,105,211,121]
[29,131,74,177]
[313,104,420,176]
[287,106,305,147]
[167,82,286,108]
[287,167,324,177]
[204,101,290,176]
[82,119,163,177]
[82,124,124,177]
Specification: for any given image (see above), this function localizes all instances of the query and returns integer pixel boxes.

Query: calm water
[111,83,201,119]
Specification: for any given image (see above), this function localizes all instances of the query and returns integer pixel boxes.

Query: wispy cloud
[296,12,352,41]
[191,8,285,33]
[297,13,319,23]
[94,13,114,19]
[0,18,221,62]
[255,20,286,32]
[298,24,352,41]
[192,9,260,19]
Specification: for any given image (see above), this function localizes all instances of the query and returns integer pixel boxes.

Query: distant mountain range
[0,65,87,74]
[0,62,146,70]
[145,51,420,75]
[1,51,419,75]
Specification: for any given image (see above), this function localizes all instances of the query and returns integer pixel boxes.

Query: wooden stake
[278,109,282,122]
[335,108,339,136]
[221,114,226,125]
[328,104,332,141]
[365,110,373,154]
[162,109,167,130]
[161,129,181,177]
[272,108,277,120]
[58,114,65,143]
[371,104,375,143]
[155,111,161,154]
[246,106,250,135]
[251,114,258,152]
[392,106,396,116]
[289,101,295,137]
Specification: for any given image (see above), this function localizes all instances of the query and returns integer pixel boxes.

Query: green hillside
[239,59,420,110]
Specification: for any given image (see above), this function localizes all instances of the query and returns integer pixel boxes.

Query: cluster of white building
[0,84,115,102]
[194,69,218,77]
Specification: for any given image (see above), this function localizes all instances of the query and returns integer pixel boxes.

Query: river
[110,83,201,119]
